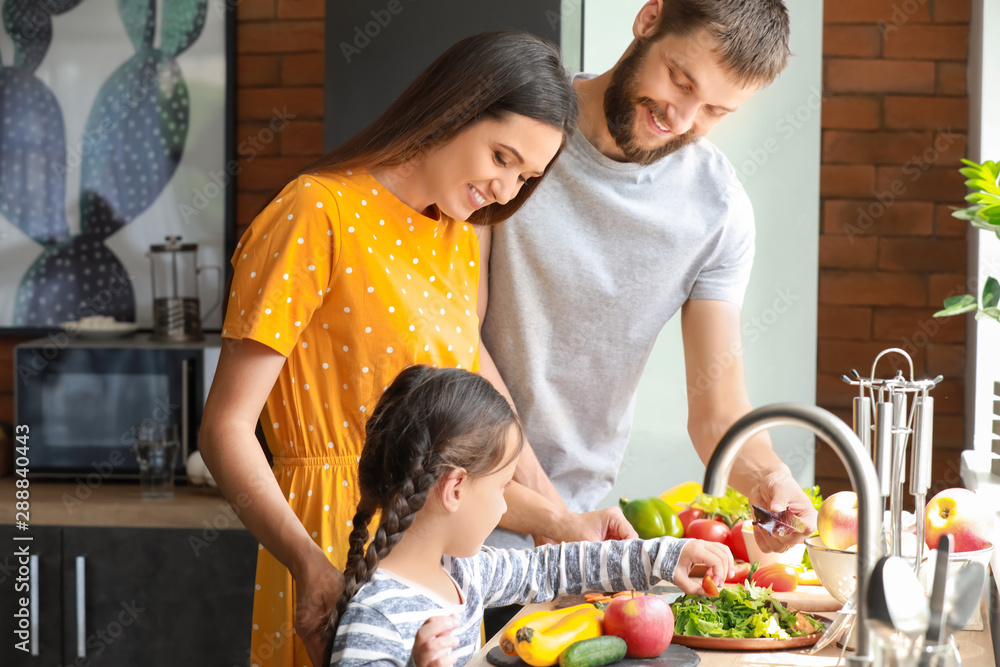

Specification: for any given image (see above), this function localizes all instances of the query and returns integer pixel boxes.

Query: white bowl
[804,535,857,605]
[741,521,806,568]
[919,541,993,596]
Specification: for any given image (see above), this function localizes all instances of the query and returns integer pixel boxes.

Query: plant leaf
[934,294,978,317]
[751,505,808,537]
[982,277,1000,309]
[979,307,1000,322]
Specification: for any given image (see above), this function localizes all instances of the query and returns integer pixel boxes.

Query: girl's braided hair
[322,365,522,659]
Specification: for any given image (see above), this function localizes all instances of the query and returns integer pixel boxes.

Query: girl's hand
[672,539,734,595]
[411,616,459,667]
[292,554,345,666]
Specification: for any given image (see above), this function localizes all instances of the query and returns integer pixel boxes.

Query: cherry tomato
[751,563,798,593]
[725,520,750,563]
[677,507,704,533]
[702,574,719,597]
[725,562,752,584]
[685,518,730,543]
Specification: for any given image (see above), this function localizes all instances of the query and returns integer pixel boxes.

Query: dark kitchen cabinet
[0,526,63,665]
[1,525,257,666]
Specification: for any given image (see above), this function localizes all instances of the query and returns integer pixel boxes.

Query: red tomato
[685,519,730,543]
[725,520,750,563]
[725,562,752,584]
[677,507,704,533]
[702,574,719,597]
[751,563,798,593]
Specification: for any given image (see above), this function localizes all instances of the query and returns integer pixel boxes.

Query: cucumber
[558,636,627,667]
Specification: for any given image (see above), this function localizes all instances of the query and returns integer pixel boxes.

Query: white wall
[576,1,824,505]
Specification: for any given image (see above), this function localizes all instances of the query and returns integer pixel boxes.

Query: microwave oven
[14,334,221,480]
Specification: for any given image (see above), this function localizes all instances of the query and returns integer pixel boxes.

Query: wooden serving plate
[671,632,824,651]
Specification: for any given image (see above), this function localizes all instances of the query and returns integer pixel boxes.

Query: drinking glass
[134,423,179,499]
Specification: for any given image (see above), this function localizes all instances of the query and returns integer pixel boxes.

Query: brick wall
[816,0,971,498]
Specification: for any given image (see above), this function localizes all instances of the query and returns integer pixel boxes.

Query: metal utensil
[945,561,987,635]
[809,592,856,655]
[925,535,952,645]
[867,556,930,634]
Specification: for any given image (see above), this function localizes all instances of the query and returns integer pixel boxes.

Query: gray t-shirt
[482,106,754,549]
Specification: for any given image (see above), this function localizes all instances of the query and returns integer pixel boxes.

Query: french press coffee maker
[148,236,221,342]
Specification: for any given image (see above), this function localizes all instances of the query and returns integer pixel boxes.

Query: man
[479,0,817,557]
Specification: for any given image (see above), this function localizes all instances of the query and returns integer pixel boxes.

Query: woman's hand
[411,616,459,667]
[293,554,346,666]
[749,470,817,553]
[672,539,734,595]
[534,507,640,545]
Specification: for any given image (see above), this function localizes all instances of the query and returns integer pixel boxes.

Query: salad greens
[671,581,825,640]
[688,487,751,527]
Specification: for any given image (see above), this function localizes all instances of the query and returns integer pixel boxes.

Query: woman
[198,31,577,667]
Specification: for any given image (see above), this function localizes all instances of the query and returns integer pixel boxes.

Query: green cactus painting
[0,0,211,327]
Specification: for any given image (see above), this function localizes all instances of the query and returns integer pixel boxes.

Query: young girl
[200,31,580,666]
[325,366,734,667]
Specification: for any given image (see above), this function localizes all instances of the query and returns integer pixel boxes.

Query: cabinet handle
[29,555,39,656]
[75,556,86,658]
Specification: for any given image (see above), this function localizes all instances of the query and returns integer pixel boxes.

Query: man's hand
[749,470,817,553]
[411,616,459,667]
[293,556,346,666]
[534,507,640,545]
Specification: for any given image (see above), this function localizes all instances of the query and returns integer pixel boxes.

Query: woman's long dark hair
[299,30,577,225]
[322,366,522,662]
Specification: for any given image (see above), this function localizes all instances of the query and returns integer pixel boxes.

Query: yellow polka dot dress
[222,169,481,667]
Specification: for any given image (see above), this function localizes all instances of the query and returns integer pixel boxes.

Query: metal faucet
[702,403,883,667]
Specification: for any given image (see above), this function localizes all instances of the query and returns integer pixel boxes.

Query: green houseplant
[934,159,1000,322]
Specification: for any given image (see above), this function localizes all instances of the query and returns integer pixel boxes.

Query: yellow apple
[924,488,995,553]
[817,491,859,551]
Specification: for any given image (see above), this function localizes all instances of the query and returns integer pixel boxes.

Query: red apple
[603,594,674,658]
[924,488,995,553]
[817,491,859,551]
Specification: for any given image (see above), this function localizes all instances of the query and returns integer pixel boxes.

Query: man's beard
[604,39,697,165]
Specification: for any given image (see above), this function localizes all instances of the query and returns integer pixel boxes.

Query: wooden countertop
[0,476,246,530]
[469,585,996,667]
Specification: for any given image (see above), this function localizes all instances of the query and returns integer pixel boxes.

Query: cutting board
[485,644,700,667]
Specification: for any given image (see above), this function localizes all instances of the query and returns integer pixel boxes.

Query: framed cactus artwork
[0,0,234,333]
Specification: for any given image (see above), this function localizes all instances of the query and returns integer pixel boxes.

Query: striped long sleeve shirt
[329,537,690,666]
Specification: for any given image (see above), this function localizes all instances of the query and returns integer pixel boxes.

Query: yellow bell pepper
[499,603,596,656]
[514,607,605,667]
[658,481,702,512]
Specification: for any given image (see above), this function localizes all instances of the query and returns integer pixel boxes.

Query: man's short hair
[650,0,791,88]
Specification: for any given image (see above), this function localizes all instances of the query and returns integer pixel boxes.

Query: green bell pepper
[619,496,684,539]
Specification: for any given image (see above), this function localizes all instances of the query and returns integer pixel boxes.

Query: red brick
[816,372,856,409]
[237,55,281,87]
[280,120,324,155]
[237,21,325,54]
[884,96,969,130]
[930,130,967,165]
[237,156,313,191]
[878,238,966,272]
[277,0,324,19]
[235,191,273,226]
[825,0,930,23]
[933,0,971,22]
[882,25,969,60]
[820,235,879,269]
[935,204,970,236]
[872,307,966,342]
[930,451,969,496]
[825,59,935,94]
[824,26,882,57]
[933,379,964,414]
[823,200,934,237]
[875,166,967,201]
[236,0,275,20]
[282,53,324,86]
[818,339,926,375]
[818,306,873,339]
[822,96,881,130]
[235,123,281,157]
[819,271,927,306]
[933,415,965,448]
[936,62,968,95]
[823,131,936,165]
[927,343,965,376]
[928,273,975,304]
[821,165,876,198]
[237,87,324,120]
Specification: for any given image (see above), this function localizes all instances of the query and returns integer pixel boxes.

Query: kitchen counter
[468,586,996,667]
[0,476,245,529]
